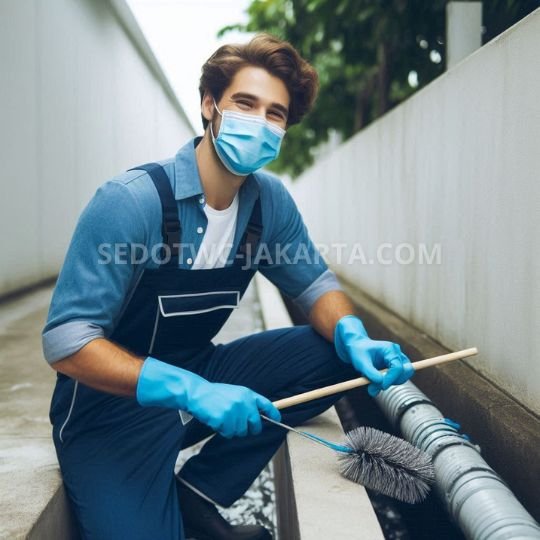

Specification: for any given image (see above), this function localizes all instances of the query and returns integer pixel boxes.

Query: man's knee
[284,325,354,383]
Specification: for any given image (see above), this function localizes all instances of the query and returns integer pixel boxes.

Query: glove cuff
[136,356,206,410]
[334,315,369,363]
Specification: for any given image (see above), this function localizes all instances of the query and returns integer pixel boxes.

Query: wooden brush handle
[272,347,478,410]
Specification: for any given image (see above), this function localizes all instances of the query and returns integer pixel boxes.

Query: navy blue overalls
[49,162,356,540]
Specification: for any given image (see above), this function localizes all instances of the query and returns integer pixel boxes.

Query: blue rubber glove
[334,315,415,397]
[136,356,281,438]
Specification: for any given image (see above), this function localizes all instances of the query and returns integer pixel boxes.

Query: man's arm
[308,288,415,396]
[51,337,281,438]
[307,289,356,342]
[42,179,149,365]
[258,178,415,395]
[51,338,143,397]
[45,176,281,438]
[258,177,344,315]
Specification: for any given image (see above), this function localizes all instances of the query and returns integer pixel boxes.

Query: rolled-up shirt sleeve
[258,179,342,315]
[42,180,146,364]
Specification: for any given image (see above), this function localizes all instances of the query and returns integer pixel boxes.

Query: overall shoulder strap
[128,163,180,264]
[238,196,263,259]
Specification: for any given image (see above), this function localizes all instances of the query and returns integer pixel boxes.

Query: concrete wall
[0,0,194,297]
[291,10,540,415]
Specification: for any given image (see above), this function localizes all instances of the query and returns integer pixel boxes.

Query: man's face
[204,66,290,135]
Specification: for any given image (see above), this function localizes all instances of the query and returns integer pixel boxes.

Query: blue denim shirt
[42,137,341,364]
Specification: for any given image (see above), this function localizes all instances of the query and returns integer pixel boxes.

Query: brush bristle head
[338,427,435,504]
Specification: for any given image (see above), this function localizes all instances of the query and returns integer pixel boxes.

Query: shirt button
[187,257,193,265]
[199,196,205,204]
[197,226,204,234]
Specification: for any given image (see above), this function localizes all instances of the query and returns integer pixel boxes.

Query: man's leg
[177,325,357,507]
[52,385,187,540]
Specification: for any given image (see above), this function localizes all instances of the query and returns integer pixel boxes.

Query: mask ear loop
[209,98,223,142]
[212,98,223,117]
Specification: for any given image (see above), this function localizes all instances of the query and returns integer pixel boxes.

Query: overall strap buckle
[162,220,181,257]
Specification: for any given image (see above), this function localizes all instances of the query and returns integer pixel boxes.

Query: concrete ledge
[0,285,78,539]
[27,484,79,540]
[255,274,384,540]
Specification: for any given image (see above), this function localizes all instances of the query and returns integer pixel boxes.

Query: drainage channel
[282,298,467,540]
[283,294,539,540]
[336,391,466,540]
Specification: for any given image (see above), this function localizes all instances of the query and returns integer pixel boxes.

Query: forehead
[224,66,290,109]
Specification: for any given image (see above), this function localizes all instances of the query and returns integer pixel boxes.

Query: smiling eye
[269,110,285,119]
[236,100,252,109]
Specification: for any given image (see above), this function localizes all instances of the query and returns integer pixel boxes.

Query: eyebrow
[230,92,289,118]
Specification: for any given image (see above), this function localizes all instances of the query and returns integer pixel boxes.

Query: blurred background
[128,0,539,177]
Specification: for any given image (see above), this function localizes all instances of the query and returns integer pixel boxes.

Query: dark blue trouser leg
[178,325,357,507]
[51,381,187,540]
[51,325,357,537]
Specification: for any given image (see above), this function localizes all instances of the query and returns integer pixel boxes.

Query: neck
[195,130,246,210]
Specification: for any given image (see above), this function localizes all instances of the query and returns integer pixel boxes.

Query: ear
[201,92,215,123]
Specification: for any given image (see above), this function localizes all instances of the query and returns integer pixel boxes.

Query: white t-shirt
[191,193,239,269]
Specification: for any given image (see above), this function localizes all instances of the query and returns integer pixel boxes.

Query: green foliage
[219,0,539,178]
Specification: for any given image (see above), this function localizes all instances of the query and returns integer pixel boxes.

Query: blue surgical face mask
[210,99,286,176]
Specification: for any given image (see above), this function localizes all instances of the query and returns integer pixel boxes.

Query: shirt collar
[173,136,260,201]
[173,136,205,200]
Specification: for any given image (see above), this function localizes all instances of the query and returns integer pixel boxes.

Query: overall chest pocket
[149,290,241,355]
[158,290,240,316]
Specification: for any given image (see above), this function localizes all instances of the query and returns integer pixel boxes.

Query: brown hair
[199,33,319,130]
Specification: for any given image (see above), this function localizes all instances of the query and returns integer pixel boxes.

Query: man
[42,34,414,540]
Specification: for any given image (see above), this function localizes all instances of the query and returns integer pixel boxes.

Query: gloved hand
[136,356,281,438]
[334,315,415,397]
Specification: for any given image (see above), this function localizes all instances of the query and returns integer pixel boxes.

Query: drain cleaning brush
[338,426,434,503]
[263,347,478,503]
[262,415,434,503]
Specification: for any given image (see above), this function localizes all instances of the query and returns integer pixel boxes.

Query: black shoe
[177,482,272,540]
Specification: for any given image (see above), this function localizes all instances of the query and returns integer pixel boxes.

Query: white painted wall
[292,10,540,414]
[0,0,194,296]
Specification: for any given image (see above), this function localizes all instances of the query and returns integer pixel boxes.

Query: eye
[236,100,252,109]
[268,110,287,124]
